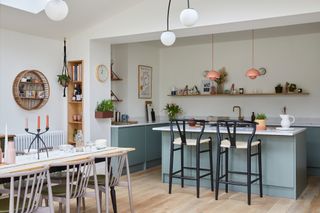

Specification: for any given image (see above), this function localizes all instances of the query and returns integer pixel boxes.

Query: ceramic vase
[6,141,16,164]
[255,119,266,130]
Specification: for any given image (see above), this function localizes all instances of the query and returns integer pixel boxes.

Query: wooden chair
[0,166,54,213]
[215,120,263,205]
[42,157,101,213]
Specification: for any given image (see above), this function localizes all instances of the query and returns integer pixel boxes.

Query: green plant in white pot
[255,113,267,130]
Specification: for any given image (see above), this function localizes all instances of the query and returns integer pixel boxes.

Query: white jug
[280,114,295,128]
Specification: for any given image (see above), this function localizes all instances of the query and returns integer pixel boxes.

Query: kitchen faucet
[233,106,243,121]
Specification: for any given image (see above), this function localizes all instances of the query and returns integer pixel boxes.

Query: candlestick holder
[25,127,50,160]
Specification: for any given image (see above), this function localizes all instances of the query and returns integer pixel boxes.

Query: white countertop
[153,125,306,136]
[111,118,168,128]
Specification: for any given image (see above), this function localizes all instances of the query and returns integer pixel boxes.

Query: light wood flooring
[62,167,320,213]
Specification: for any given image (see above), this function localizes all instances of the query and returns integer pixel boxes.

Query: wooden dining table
[0,146,135,213]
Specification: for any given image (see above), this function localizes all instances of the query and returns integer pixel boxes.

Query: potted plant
[275,84,283,93]
[57,74,71,87]
[95,99,114,118]
[255,113,267,130]
[164,103,182,121]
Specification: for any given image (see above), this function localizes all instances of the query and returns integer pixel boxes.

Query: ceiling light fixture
[45,0,68,21]
[245,30,266,79]
[207,35,220,81]
[161,0,199,46]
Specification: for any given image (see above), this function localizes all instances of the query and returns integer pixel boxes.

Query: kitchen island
[153,125,307,199]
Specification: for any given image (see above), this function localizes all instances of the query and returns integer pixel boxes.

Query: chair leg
[169,142,174,194]
[215,146,221,200]
[258,143,263,197]
[196,144,200,198]
[77,197,81,213]
[209,140,214,192]
[82,197,86,210]
[99,191,102,211]
[59,203,63,213]
[247,148,252,205]
[110,186,118,213]
[181,144,184,188]
[225,148,229,193]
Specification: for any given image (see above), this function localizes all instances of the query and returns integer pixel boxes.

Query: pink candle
[37,116,40,129]
[46,115,49,128]
[25,118,28,129]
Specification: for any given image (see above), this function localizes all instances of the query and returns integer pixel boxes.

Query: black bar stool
[169,119,214,198]
[215,120,263,205]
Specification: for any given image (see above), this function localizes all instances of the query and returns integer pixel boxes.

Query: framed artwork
[201,80,212,94]
[138,65,152,99]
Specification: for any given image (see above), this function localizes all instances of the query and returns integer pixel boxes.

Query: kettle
[280,114,295,128]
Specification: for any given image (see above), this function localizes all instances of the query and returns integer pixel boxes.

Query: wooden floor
[63,167,320,213]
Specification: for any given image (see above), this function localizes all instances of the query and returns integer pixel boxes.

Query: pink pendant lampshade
[246,68,260,79]
[207,69,220,81]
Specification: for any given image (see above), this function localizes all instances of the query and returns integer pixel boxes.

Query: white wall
[112,42,160,119]
[0,29,66,133]
[159,24,320,119]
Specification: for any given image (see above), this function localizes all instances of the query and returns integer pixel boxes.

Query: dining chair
[0,166,54,213]
[87,152,134,213]
[42,157,101,213]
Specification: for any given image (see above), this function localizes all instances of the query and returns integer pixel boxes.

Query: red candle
[46,115,49,128]
[25,118,28,129]
[37,116,40,129]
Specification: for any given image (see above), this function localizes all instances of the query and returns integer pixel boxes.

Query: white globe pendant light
[45,0,69,21]
[161,31,176,46]
[180,8,199,27]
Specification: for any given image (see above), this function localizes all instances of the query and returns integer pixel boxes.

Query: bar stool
[169,119,214,198]
[215,120,263,205]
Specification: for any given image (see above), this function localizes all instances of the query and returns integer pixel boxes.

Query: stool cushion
[88,175,116,187]
[173,137,210,146]
[0,197,25,213]
[220,139,260,149]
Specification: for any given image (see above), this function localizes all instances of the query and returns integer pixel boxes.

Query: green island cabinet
[111,123,165,172]
[305,127,320,176]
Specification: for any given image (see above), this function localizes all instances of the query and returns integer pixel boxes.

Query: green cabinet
[305,127,320,175]
[111,123,166,172]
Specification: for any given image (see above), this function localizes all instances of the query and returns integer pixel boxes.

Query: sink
[112,121,138,126]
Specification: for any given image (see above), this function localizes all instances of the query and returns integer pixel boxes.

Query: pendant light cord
[211,34,214,69]
[166,0,172,31]
[252,30,255,68]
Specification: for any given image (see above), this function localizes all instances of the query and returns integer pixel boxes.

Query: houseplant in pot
[255,113,267,130]
[57,74,71,87]
[95,99,114,118]
[275,84,283,93]
[164,103,182,121]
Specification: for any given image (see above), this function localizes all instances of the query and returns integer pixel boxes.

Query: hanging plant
[58,38,70,97]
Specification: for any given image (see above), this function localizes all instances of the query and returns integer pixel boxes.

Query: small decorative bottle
[151,108,156,122]
[251,112,256,122]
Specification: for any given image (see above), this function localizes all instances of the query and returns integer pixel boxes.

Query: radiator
[14,130,66,152]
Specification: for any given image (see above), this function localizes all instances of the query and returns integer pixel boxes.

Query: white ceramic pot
[280,114,295,128]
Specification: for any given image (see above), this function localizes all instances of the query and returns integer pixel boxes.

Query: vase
[5,141,16,164]
[217,83,224,94]
[255,119,267,130]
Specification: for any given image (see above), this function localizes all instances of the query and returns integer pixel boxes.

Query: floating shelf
[68,121,83,124]
[168,93,310,97]
[111,78,123,81]
[111,99,123,102]
[68,101,82,104]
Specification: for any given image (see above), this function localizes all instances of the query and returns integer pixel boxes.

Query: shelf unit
[67,60,84,146]
[168,93,310,97]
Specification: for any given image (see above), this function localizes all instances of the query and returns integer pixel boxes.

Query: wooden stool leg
[169,142,174,194]
[225,148,229,193]
[215,146,221,200]
[181,144,184,188]
[196,144,200,198]
[247,148,252,205]
[209,140,214,192]
[258,143,263,197]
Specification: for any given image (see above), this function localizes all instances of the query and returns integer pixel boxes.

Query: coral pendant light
[207,35,220,80]
[246,30,260,79]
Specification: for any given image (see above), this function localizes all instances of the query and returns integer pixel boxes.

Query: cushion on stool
[220,139,260,149]
[173,137,210,146]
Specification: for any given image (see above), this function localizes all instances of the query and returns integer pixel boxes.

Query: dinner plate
[276,127,295,131]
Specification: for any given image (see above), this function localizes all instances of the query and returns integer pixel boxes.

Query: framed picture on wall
[138,65,152,99]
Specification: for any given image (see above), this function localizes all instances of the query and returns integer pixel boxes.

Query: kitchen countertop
[153,125,306,136]
[111,118,168,128]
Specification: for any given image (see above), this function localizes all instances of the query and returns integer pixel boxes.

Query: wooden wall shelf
[168,93,310,97]
[12,70,50,110]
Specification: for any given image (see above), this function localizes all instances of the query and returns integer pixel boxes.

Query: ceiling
[0,0,145,39]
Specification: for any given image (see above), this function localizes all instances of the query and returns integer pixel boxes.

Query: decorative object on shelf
[74,130,84,147]
[57,38,70,97]
[183,85,189,95]
[161,0,199,46]
[96,64,109,82]
[164,103,182,121]
[239,88,244,94]
[110,62,122,80]
[288,83,297,93]
[95,99,114,118]
[171,87,177,96]
[45,0,68,21]
[25,116,50,160]
[145,101,153,122]
[245,30,267,79]
[275,84,283,93]
[280,114,295,129]
[201,80,212,94]
[297,88,303,93]
[190,85,200,95]
[255,113,267,130]
[13,70,50,110]
[207,34,221,81]
[215,67,228,94]
[138,65,152,99]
